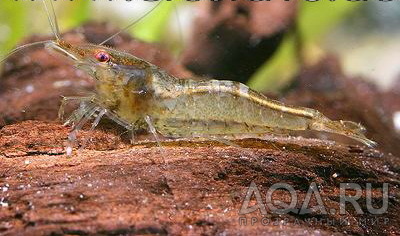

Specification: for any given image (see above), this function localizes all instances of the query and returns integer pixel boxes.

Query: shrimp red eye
[95,51,110,62]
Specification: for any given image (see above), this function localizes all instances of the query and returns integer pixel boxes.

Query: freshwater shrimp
[4,1,377,153]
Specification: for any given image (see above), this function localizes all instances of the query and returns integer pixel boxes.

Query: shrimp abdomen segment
[149,78,315,136]
[147,76,376,147]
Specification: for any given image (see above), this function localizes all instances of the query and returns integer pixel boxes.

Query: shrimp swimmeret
[4,1,377,153]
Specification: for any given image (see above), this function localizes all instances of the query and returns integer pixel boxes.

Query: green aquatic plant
[248,1,362,92]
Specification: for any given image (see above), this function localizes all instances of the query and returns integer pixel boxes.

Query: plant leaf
[248,1,363,92]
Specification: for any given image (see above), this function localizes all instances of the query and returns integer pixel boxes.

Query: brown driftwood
[0,120,399,235]
[0,22,399,235]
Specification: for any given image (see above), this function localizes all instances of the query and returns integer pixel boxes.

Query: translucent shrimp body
[46,40,376,148]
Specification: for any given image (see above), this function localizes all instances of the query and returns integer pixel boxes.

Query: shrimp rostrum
[8,1,377,151]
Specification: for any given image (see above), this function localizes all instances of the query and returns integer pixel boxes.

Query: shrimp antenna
[1,0,58,65]
[0,40,52,65]
[99,0,163,46]
[43,0,61,41]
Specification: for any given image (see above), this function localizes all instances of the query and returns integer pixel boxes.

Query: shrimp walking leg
[144,115,162,148]
[64,102,96,126]
[102,110,136,144]
[129,129,135,145]
[80,109,107,150]
[65,104,99,155]
[104,110,134,131]
[59,96,95,121]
